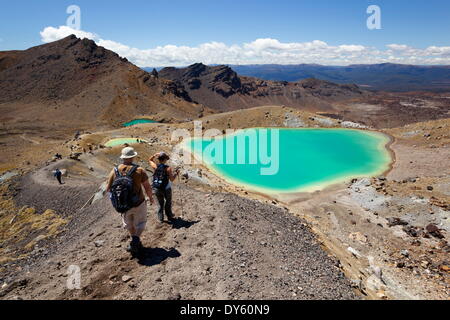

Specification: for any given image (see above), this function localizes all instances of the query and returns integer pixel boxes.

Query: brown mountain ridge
[159,63,369,112]
[0,35,207,130]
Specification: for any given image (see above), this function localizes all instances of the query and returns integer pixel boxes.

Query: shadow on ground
[137,247,181,266]
[169,217,200,230]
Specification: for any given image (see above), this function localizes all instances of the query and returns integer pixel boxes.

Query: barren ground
[0,106,449,300]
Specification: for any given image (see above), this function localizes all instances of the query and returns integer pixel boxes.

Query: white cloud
[40,25,450,67]
[424,46,450,57]
[386,44,411,51]
[40,26,98,43]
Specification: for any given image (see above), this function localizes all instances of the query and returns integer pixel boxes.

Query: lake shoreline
[122,118,158,127]
[180,127,395,197]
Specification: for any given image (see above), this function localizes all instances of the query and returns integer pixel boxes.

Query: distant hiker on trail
[106,147,155,257]
[149,152,180,223]
[54,168,63,185]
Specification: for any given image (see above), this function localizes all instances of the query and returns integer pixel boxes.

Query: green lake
[123,119,157,127]
[105,138,148,147]
[184,128,392,194]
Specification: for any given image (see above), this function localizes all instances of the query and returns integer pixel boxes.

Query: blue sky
[1,0,449,66]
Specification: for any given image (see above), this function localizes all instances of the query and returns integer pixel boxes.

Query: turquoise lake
[123,119,157,127]
[184,128,392,194]
[105,138,148,147]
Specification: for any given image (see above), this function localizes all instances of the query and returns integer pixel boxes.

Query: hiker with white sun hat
[106,146,154,257]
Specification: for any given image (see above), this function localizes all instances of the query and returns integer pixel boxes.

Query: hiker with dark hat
[149,152,179,223]
[106,147,154,257]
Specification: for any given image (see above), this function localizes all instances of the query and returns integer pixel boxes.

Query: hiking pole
[177,169,184,219]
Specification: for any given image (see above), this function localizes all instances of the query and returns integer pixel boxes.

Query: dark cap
[158,152,170,161]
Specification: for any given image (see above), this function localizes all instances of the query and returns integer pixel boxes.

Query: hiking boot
[168,217,176,224]
[167,212,175,220]
[157,210,164,222]
[127,238,144,257]
[126,244,136,256]
[127,244,143,258]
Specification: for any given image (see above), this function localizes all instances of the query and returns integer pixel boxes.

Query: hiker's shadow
[137,247,181,267]
[169,217,200,230]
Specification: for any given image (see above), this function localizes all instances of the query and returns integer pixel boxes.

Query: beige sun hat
[120,147,138,159]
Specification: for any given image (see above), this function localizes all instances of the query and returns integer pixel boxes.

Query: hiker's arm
[142,180,154,205]
[106,171,114,192]
[167,167,179,182]
[148,153,159,169]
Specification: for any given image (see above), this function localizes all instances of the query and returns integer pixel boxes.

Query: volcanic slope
[159,63,450,129]
[159,63,368,112]
[0,35,210,172]
[0,35,208,131]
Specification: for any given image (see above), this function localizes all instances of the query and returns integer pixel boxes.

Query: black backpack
[152,164,169,190]
[110,165,140,213]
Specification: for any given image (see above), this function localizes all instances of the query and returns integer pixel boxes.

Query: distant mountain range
[158,63,368,112]
[1,37,448,133]
[145,63,450,92]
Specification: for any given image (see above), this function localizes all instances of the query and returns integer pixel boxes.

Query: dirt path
[20,134,41,145]
[0,168,357,300]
